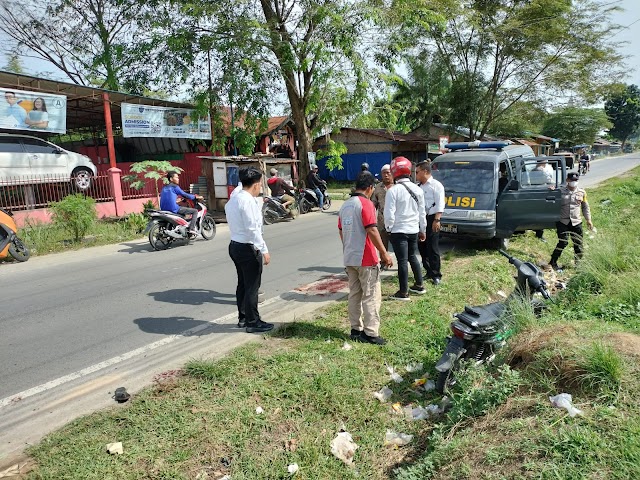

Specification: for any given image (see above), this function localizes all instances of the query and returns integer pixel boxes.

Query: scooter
[262,193,300,225]
[299,183,331,213]
[144,199,216,251]
[0,207,30,262]
[434,250,550,393]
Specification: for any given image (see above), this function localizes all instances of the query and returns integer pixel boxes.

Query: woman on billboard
[25,97,49,129]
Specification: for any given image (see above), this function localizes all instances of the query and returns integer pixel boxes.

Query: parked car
[0,133,97,190]
[432,142,567,249]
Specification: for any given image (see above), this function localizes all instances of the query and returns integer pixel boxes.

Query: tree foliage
[605,84,640,147]
[0,0,159,93]
[487,101,547,138]
[49,194,97,242]
[542,107,611,146]
[3,54,24,74]
[388,0,625,139]
[123,161,183,204]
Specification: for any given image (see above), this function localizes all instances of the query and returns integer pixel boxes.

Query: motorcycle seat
[455,302,505,328]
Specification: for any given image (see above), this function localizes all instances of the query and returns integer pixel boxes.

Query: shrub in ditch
[49,194,97,242]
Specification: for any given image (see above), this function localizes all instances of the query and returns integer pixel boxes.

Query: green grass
[24,168,640,479]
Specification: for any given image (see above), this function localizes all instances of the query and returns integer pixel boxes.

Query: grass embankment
[25,171,640,479]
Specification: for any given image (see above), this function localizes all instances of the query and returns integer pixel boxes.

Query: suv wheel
[72,168,93,191]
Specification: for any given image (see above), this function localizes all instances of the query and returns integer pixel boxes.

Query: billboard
[0,88,67,134]
[121,103,211,139]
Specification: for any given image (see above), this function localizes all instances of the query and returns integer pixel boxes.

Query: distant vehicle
[623,144,633,153]
[0,133,97,190]
[432,141,567,249]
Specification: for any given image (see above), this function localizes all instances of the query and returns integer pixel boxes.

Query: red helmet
[390,156,412,179]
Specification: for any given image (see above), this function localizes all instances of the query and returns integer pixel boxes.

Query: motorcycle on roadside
[0,207,30,262]
[144,199,216,250]
[299,183,331,214]
[434,250,550,394]
[262,192,300,225]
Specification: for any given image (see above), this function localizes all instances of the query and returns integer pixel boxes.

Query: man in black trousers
[225,167,274,333]
[416,161,446,285]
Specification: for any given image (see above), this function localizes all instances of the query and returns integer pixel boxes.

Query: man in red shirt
[338,172,393,345]
[267,168,295,213]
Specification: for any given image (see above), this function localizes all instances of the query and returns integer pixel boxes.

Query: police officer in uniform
[549,172,594,270]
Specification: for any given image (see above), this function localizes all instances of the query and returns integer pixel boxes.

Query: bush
[124,212,147,234]
[49,194,97,242]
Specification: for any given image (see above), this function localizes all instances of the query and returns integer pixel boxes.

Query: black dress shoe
[350,329,363,341]
[432,277,442,286]
[237,321,245,328]
[360,333,387,345]
[246,321,274,333]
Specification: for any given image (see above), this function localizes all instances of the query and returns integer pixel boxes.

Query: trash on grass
[391,402,403,414]
[372,386,393,403]
[440,396,452,412]
[384,430,413,447]
[386,365,404,383]
[405,362,423,373]
[219,476,232,480]
[497,290,508,299]
[113,387,130,403]
[255,406,264,414]
[106,442,123,455]
[412,377,426,388]
[549,393,583,417]
[424,380,436,392]
[287,463,299,474]
[330,431,358,465]
[341,342,353,351]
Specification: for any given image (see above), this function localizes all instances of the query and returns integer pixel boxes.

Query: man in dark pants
[225,167,274,333]
[549,172,594,270]
[416,161,445,285]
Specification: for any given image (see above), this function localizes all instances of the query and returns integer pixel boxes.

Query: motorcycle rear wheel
[200,214,217,240]
[299,199,310,214]
[149,222,171,250]
[262,205,278,225]
[8,236,30,262]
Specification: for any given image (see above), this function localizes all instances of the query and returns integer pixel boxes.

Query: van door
[495,158,562,236]
[0,136,29,180]
[21,137,68,178]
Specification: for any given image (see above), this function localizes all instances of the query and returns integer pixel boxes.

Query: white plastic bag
[387,365,404,383]
[330,431,358,465]
[372,386,393,403]
[384,430,413,446]
[549,393,583,417]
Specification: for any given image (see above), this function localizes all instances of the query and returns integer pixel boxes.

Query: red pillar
[103,92,124,215]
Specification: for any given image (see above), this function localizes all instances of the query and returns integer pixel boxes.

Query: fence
[0,170,204,211]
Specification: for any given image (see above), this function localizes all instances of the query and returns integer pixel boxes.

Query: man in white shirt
[416,161,445,285]
[384,156,427,300]
[225,167,274,333]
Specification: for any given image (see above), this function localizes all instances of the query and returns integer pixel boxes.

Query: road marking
[0,295,281,409]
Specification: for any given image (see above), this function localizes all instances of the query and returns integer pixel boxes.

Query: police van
[431,141,567,249]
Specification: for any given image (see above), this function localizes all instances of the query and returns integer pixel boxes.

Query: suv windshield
[432,161,495,194]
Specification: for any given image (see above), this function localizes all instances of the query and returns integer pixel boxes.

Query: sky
[1,0,639,97]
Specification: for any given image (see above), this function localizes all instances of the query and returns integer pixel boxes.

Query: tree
[3,54,24,74]
[162,0,384,177]
[0,0,158,93]
[487,101,547,138]
[542,107,611,146]
[605,84,640,148]
[388,0,625,139]
[123,161,183,205]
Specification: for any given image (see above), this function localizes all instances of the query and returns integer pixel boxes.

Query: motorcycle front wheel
[8,236,30,262]
[322,195,332,210]
[200,214,217,240]
[149,222,172,251]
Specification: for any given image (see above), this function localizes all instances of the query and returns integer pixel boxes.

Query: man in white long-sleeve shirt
[225,167,274,333]
[384,156,427,300]
[416,161,446,285]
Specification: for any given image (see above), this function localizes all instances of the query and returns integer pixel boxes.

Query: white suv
[0,133,97,190]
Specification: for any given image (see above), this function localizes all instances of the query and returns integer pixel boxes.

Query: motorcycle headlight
[468,210,496,221]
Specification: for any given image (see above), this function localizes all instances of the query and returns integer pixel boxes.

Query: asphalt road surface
[0,151,638,464]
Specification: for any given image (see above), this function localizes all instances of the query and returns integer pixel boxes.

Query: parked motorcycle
[434,250,550,393]
[144,199,216,250]
[262,192,300,225]
[0,207,30,262]
[299,183,331,213]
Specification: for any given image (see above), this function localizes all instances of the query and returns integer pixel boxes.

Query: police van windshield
[431,161,495,194]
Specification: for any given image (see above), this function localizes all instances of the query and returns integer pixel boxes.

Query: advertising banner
[121,103,211,139]
[0,88,67,134]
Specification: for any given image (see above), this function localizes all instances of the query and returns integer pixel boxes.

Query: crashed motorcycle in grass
[434,250,550,393]
[144,199,216,250]
[0,207,30,262]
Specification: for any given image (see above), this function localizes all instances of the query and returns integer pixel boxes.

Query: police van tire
[492,237,509,250]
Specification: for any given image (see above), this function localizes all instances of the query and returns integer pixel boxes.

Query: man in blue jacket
[160,171,203,235]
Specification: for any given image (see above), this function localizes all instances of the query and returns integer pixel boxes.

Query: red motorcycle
[144,199,216,250]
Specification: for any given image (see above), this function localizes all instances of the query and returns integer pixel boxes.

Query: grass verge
[24,169,640,479]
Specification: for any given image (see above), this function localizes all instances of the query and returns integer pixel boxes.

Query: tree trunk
[290,106,313,183]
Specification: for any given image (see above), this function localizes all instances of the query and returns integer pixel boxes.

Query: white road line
[0,295,281,409]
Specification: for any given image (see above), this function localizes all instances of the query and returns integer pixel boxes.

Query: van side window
[498,161,510,191]
[0,138,24,153]
[21,138,57,154]
[520,159,558,188]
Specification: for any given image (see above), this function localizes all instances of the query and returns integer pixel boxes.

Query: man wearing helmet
[306,164,326,210]
[267,167,295,213]
[384,156,427,300]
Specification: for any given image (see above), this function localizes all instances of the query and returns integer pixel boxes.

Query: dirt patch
[608,332,640,358]
[507,323,579,366]
[0,457,36,479]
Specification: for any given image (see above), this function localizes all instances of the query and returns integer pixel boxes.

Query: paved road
[577,151,640,188]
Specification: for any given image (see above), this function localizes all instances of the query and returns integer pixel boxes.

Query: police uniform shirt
[419,177,446,216]
[559,186,591,226]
